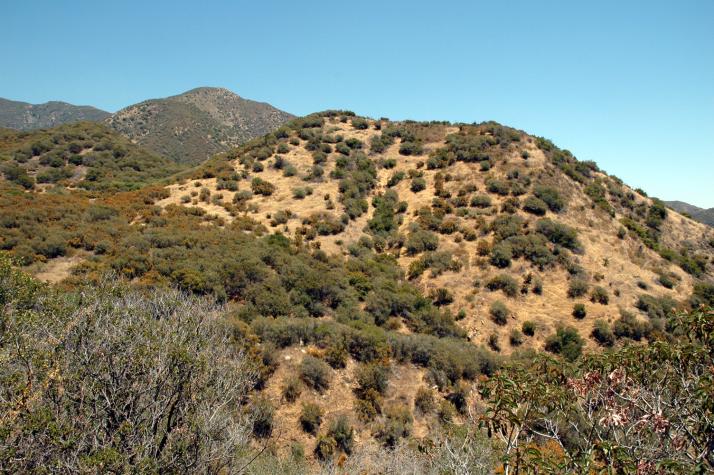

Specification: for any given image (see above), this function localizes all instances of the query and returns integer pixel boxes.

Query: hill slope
[666,200,714,227]
[159,112,714,351]
[106,87,294,165]
[0,121,183,192]
[1,112,713,464]
[0,97,110,130]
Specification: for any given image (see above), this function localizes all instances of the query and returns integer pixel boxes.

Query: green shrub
[328,416,354,454]
[534,186,565,212]
[251,177,275,196]
[282,376,302,403]
[488,332,501,352]
[691,282,714,307]
[470,194,492,208]
[355,363,390,398]
[490,243,512,268]
[590,286,609,304]
[252,397,275,438]
[375,405,413,448]
[572,303,587,319]
[410,177,427,193]
[387,171,405,187]
[522,320,536,336]
[486,179,510,196]
[430,287,454,306]
[568,279,589,298]
[414,387,434,414]
[486,274,519,297]
[437,400,456,424]
[523,196,548,216]
[509,329,524,346]
[351,117,369,130]
[324,342,348,369]
[635,294,677,320]
[536,219,580,251]
[299,402,323,434]
[591,319,615,347]
[658,274,675,289]
[405,229,439,255]
[544,326,583,361]
[490,301,509,325]
[314,435,336,461]
[299,355,331,392]
[399,141,423,156]
[613,311,650,341]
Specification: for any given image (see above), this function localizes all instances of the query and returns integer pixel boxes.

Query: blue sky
[2,0,713,207]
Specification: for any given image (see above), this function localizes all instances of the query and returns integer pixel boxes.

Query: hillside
[160,113,714,352]
[0,97,110,130]
[1,112,713,470]
[666,200,714,227]
[0,121,183,192]
[106,87,294,165]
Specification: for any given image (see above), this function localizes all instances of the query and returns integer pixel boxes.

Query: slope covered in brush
[0,121,183,192]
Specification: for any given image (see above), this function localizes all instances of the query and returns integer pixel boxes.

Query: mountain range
[0,87,295,165]
[0,97,110,130]
[665,200,714,227]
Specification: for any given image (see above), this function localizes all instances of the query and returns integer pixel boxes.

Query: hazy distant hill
[0,97,110,130]
[106,87,294,165]
[666,200,714,227]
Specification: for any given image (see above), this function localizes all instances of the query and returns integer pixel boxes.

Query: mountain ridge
[666,200,714,227]
[0,97,111,130]
[105,87,295,165]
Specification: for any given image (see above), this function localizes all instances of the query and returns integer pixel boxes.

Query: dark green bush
[252,397,275,438]
[486,179,510,196]
[490,301,509,325]
[534,186,566,212]
[470,194,492,208]
[509,329,524,346]
[282,376,302,403]
[299,402,324,434]
[568,279,589,298]
[410,177,427,193]
[544,326,583,361]
[591,319,615,347]
[522,320,536,336]
[572,303,587,319]
[486,274,519,297]
[536,219,580,251]
[299,355,331,392]
[523,196,548,216]
[399,141,423,156]
[414,387,434,414]
[251,177,275,196]
[328,416,354,454]
[590,286,609,305]
[490,243,513,268]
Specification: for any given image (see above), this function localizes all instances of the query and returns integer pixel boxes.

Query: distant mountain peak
[106,87,294,165]
[0,97,110,130]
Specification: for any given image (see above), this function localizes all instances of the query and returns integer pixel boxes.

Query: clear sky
[2,0,713,207]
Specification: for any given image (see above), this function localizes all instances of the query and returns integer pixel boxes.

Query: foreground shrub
[0,269,256,473]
